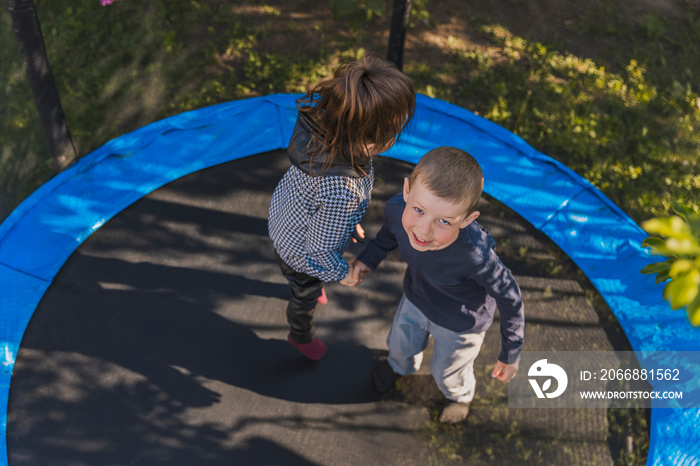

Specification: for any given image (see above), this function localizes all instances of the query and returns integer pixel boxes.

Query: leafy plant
[420,22,700,223]
[409,0,431,28]
[641,202,700,326]
[330,0,386,30]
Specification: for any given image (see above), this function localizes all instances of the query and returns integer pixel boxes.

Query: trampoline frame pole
[387,0,412,71]
[6,0,77,171]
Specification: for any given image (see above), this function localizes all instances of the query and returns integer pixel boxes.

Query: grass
[405,12,700,222]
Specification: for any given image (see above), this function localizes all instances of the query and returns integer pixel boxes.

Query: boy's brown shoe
[438,402,470,424]
[372,360,400,393]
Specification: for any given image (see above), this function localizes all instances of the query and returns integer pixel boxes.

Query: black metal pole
[386,0,412,71]
[6,0,77,171]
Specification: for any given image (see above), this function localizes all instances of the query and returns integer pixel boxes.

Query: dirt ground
[244,0,698,74]
[224,0,699,121]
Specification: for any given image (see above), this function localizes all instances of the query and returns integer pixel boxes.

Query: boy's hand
[350,259,371,285]
[491,360,519,382]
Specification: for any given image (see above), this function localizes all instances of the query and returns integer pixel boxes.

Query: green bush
[641,202,700,326]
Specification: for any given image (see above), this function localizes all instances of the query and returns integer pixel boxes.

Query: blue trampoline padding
[0,93,698,465]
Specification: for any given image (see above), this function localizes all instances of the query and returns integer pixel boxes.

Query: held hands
[339,258,371,287]
[339,224,366,287]
[339,223,367,286]
[339,266,358,286]
[350,258,370,286]
[491,359,519,382]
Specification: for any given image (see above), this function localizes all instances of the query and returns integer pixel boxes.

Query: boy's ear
[402,177,410,202]
[459,211,480,229]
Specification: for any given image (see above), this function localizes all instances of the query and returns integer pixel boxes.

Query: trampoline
[1,94,698,465]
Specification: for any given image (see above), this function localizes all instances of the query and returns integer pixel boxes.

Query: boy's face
[401,176,480,252]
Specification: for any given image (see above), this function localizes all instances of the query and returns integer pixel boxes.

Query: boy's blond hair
[409,147,484,215]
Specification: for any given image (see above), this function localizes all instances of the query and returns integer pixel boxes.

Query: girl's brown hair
[297,54,416,173]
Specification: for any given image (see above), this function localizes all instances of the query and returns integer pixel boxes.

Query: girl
[268,54,415,360]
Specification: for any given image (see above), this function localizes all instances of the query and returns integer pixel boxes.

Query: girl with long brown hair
[269,54,415,360]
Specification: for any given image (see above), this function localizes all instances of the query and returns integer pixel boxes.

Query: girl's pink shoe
[317,288,328,305]
[288,334,327,360]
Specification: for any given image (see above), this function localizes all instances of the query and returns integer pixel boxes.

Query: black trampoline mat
[7,152,643,465]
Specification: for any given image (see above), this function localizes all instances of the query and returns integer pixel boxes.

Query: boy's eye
[438,219,450,225]
[414,207,423,214]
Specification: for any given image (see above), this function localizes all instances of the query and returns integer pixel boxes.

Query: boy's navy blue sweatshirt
[356,194,525,364]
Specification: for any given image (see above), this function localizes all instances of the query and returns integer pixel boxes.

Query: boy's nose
[417,219,431,237]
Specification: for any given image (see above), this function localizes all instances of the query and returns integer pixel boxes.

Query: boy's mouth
[412,233,431,247]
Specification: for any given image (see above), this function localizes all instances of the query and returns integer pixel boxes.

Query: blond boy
[352,147,524,423]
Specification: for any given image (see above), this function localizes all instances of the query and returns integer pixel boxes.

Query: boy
[351,147,524,423]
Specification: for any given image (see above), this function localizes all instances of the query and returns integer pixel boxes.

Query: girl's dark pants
[275,252,323,344]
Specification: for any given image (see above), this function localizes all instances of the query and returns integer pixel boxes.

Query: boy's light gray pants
[387,294,486,403]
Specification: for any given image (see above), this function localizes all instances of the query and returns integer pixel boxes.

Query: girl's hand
[340,259,359,286]
[339,271,358,286]
[351,223,365,243]
[350,259,371,285]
